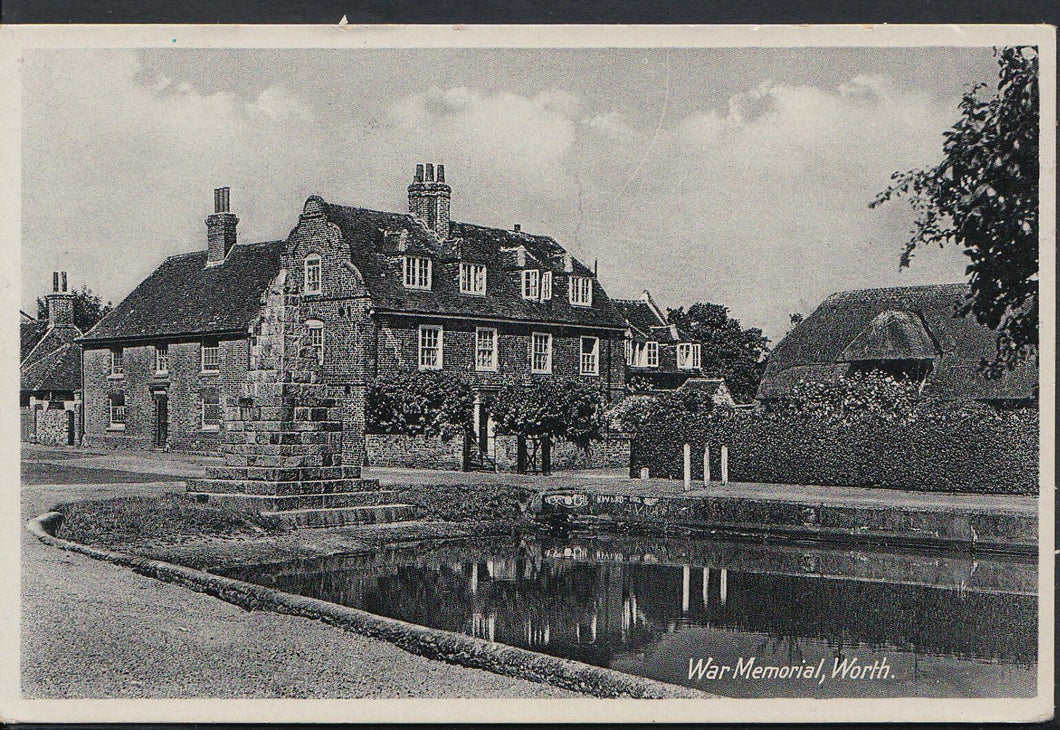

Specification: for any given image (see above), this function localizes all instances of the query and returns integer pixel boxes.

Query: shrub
[630,377,1039,494]
[771,371,920,425]
[490,378,608,449]
[367,371,474,437]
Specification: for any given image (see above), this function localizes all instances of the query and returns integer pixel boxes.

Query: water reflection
[221,534,1037,698]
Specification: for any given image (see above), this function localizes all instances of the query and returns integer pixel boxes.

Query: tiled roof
[320,202,628,330]
[80,240,285,344]
[612,298,664,336]
[21,342,82,392]
[758,283,1038,401]
[21,325,82,392]
[20,320,48,361]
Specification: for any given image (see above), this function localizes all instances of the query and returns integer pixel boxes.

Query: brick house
[21,272,85,444]
[80,166,629,461]
[613,290,705,391]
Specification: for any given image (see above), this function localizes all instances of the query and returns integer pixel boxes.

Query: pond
[219,533,1037,698]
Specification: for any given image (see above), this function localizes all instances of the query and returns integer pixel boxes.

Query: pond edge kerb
[25,511,707,700]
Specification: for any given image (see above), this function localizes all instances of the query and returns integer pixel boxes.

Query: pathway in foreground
[20,471,573,699]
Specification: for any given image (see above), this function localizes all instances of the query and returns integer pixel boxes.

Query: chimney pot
[436,164,445,182]
[62,271,68,292]
[52,272,59,292]
[513,224,521,232]
[206,187,238,264]
[415,164,424,182]
[425,163,434,182]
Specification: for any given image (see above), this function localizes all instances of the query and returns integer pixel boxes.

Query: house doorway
[152,390,169,449]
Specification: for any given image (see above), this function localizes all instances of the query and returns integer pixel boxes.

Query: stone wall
[364,432,631,472]
[365,433,465,470]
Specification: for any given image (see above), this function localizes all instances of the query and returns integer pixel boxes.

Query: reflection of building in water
[237,539,1036,672]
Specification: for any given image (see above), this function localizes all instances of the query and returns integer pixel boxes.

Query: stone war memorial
[186,270,418,528]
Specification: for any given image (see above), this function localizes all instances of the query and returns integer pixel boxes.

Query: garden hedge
[631,404,1039,495]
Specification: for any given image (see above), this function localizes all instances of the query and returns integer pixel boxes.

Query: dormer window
[304,254,322,295]
[678,343,702,370]
[521,269,540,300]
[569,276,593,306]
[541,272,552,301]
[459,262,487,295]
[403,255,432,290]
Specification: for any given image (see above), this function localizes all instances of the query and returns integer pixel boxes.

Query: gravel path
[21,528,575,698]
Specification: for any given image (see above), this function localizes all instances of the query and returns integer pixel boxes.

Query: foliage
[490,378,608,449]
[629,373,1037,494]
[871,47,1039,375]
[367,371,474,437]
[605,394,659,433]
[37,284,113,332]
[770,371,920,426]
[626,374,656,394]
[631,398,1038,495]
[666,302,770,403]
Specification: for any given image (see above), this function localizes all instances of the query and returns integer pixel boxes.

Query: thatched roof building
[757,283,1037,404]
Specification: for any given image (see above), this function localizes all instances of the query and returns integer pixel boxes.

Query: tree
[37,284,113,332]
[489,378,608,449]
[871,46,1039,375]
[666,302,770,403]
[366,371,474,438]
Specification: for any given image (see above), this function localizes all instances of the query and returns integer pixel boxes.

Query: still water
[220,534,1037,698]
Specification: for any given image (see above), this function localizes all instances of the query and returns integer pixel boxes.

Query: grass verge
[392,482,535,522]
[52,493,286,548]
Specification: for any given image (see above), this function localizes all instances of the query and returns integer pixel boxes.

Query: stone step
[187,490,403,511]
[262,504,421,529]
[185,477,382,496]
[205,465,364,482]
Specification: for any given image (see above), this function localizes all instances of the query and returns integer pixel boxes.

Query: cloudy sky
[21,46,1000,342]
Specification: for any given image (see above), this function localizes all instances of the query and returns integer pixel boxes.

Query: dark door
[65,410,75,446]
[154,393,168,448]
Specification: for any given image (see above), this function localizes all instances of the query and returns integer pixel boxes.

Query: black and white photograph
[1,24,1053,724]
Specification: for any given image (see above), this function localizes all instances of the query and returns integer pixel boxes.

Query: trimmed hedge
[631,402,1039,495]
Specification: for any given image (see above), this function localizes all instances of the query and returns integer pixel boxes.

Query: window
[304,254,322,295]
[110,348,124,377]
[154,344,169,374]
[569,276,593,306]
[201,390,221,430]
[530,332,552,374]
[540,271,552,301]
[306,320,324,365]
[631,340,659,368]
[403,255,432,290]
[109,394,126,429]
[418,325,443,370]
[580,336,599,376]
[521,269,540,300]
[678,343,702,370]
[201,341,220,372]
[459,262,487,295]
[475,328,498,371]
[624,338,632,365]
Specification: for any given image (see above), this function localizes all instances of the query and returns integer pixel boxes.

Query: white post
[703,445,711,485]
[721,445,729,486]
[682,565,690,613]
[639,466,649,480]
[683,443,691,491]
[702,567,710,606]
[720,568,728,605]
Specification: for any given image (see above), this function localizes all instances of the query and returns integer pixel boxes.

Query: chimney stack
[46,271,75,328]
[407,162,451,240]
[206,186,239,265]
